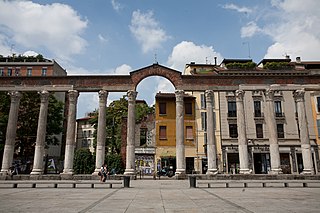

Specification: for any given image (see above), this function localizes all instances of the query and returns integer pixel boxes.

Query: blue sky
[0,0,319,118]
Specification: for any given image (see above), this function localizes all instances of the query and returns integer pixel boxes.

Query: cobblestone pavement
[0,179,319,213]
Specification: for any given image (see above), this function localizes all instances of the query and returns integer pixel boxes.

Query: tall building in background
[155,92,197,174]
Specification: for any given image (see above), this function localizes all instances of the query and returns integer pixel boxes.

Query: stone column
[94,90,108,174]
[124,90,137,175]
[236,90,251,174]
[31,91,50,175]
[264,89,282,174]
[62,90,79,175]
[175,90,185,175]
[0,91,22,175]
[205,90,218,174]
[293,89,314,174]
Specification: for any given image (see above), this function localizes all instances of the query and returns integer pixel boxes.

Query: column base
[240,169,252,174]
[301,169,314,175]
[207,169,218,175]
[124,169,135,175]
[30,169,43,175]
[269,168,283,175]
[60,173,74,180]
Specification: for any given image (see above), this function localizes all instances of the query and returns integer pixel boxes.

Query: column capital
[293,89,305,102]
[205,90,214,102]
[98,90,108,103]
[175,90,184,102]
[8,91,22,103]
[264,88,274,101]
[127,90,137,102]
[235,89,245,101]
[68,90,79,103]
[38,90,50,103]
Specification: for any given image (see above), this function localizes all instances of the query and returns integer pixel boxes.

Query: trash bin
[189,176,197,188]
[123,176,130,188]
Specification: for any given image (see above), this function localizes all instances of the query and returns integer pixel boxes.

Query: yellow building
[155,92,196,174]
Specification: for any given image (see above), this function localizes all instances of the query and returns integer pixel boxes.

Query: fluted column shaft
[124,90,137,175]
[206,90,217,174]
[175,90,185,175]
[264,89,282,174]
[63,90,79,174]
[31,91,50,175]
[293,89,314,175]
[0,91,22,175]
[94,90,108,174]
[236,90,250,174]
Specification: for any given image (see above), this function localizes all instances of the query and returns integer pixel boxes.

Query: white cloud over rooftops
[223,3,253,14]
[0,1,88,60]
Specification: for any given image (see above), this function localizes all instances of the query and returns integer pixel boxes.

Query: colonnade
[0,87,315,176]
[235,89,314,175]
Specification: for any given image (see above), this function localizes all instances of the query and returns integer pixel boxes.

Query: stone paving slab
[0,179,319,212]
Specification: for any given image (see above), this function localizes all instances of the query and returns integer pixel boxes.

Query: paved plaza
[0,179,319,213]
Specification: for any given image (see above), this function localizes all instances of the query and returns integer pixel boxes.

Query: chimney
[285,55,290,59]
[296,57,301,63]
[214,57,217,66]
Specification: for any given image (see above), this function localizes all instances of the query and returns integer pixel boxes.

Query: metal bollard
[123,176,130,188]
[189,176,197,188]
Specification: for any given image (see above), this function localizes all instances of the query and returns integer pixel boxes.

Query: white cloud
[0,1,87,60]
[98,34,108,43]
[23,50,39,57]
[223,3,253,14]
[241,22,262,38]
[129,10,169,53]
[111,0,123,12]
[113,64,132,75]
[167,41,223,71]
[259,0,320,60]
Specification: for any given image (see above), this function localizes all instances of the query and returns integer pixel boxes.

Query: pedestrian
[100,164,108,182]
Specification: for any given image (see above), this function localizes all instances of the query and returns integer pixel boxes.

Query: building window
[87,139,91,146]
[256,124,263,138]
[88,130,92,137]
[186,126,193,140]
[277,124,284,138]
[7,68,12,76]
[228,101,237,117]
[82,139,88,147]
[254,101,262,117]
[229,124,238,138]
[185,102,193,115]
[317,120,320,136]
[0,68,4,76]
[140,128,147,146]
[83,130,87,138]
[317,97,320,112]
[27,68,32,76]
[41,68,47,76]
[159,102,166,115]
[201,93,206,109]
[274,101,282,117]
[201,112,207,131]
[15,68,20,76]
[159,126,167,140]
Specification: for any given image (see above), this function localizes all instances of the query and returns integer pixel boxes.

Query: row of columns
[236,89,314,175]
[0,87,314,176]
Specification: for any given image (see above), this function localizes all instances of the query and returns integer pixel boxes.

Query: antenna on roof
[10,44,15,56]
[242,42,251,58]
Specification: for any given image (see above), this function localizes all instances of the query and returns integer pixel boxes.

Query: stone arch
[130,63,182,90]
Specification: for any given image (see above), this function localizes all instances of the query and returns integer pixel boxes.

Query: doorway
[227,153,239,174]
[254,153,270,174]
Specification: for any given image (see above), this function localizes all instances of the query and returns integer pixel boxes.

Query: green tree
[0,91,64,161]
[73,148,95,174]
[90,95,154,173]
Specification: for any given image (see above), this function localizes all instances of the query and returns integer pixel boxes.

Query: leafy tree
[90,95,154,173]
[0,91,64,162]
[73,148,95,174]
